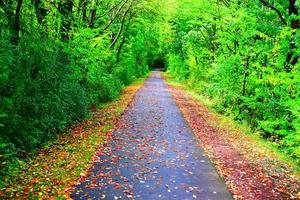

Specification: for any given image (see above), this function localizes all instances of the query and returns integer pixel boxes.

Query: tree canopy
[166,0,300,164]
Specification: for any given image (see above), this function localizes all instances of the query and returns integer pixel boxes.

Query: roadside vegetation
[164,0,300,166]
[164,73,299,199]
[0,0,163,180]
[1,78,145,199]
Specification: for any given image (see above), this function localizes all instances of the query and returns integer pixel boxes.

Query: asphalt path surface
[72,71,232,200]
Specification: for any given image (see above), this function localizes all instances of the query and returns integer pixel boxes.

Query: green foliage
[0,0,161,176]
[166,0,300,164]
[1,33,88,153]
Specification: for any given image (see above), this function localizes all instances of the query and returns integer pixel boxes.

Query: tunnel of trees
[0,0,299,177]
[150,57,166,71]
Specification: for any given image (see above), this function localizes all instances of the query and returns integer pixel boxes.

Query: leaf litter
[166,77,300,200]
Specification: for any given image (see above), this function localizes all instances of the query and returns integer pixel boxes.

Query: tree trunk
[89,9,96,28]
[11,0,23,45]
[82,1,88,23]
[58,0,73,41]
[33,0,48,25]
[285,0,299,71]
[78,0,88,23]
[116,36,126,62]
[211,17,217,64]
[242,56,250,96]
[289,0,299,29]
[195,56,199,65]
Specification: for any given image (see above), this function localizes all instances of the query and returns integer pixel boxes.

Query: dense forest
[0,0,163,176]
[0,0,299,180]
[166,0,300,165]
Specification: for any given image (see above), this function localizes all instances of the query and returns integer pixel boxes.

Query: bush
[0,34,89,173]
[97,74,123,102]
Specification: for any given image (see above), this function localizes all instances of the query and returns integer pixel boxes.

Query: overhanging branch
[259,0,287,25]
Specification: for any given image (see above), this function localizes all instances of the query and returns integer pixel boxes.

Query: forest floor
[163,73,300,200]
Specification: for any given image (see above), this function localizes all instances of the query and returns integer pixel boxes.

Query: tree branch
[258,0,287,25]
[103,0,129,31]
[99,0,127,19]
[109,0,134,49]
[12,0,23,45]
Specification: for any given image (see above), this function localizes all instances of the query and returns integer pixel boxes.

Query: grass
[0,77,147,199]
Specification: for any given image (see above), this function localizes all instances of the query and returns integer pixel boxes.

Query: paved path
[72,71,232,200]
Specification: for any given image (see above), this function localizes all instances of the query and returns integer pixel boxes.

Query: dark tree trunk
[89,9,96,28]
[289,0,299,29]
[79,0,88,23]
[116,36,126,62]
[58,0,73,41]
[242,56,250,96]
[285,0,299,71]
[211,17,217,64]
[11,0,23,45]
[238,56,250,115]
[82,4,88,22]
[195,56,198,65]
[33,0,48,25]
